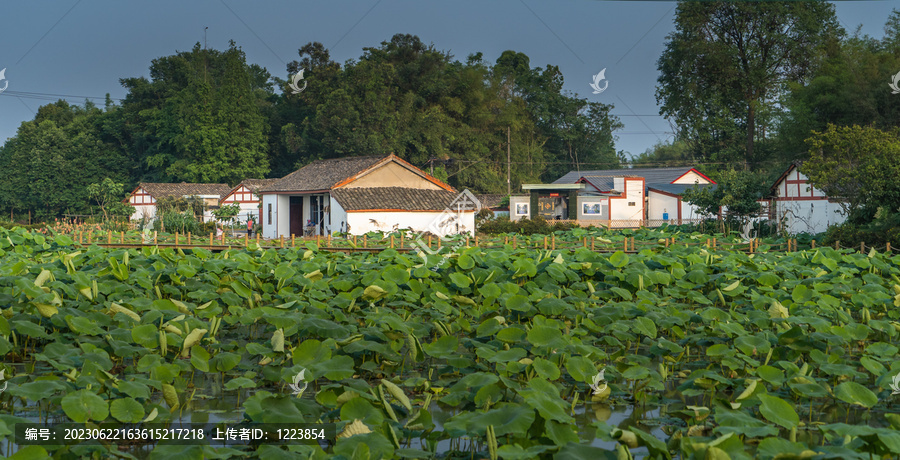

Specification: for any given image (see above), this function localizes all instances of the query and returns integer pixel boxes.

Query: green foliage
[820,207,900,248]
[682,169,765,223]
[657,1,839,168]
[477,216,578,235]
[87,177,133,221]
[804,125,900,218]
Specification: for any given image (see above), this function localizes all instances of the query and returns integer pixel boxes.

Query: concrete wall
[330,195,347,234]
[647,191,678,221]
[343,162,443,190]
[509,196,531,222]
[347,211,476,235]
[576,196,608,221]
[609,178,644,221]
[772,167,847,234]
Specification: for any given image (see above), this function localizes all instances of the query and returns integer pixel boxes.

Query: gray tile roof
[138,183,232,199]
[331,187,466,211]
[239,178,281,194]
[475,194,507,209]
[553,167,705,188]
[648,183,717,196]
[262,156,386,192]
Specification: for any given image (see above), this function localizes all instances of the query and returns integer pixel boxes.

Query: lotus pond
[0,227,899,459]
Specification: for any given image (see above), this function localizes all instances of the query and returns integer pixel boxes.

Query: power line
[0,90,123,102]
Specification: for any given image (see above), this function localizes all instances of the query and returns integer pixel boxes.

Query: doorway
[289,196,303,237]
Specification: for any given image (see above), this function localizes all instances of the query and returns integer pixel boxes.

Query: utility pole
[507,126,511,196]
[204,27,208,49]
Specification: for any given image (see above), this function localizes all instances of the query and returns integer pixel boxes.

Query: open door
[289,196,303,237]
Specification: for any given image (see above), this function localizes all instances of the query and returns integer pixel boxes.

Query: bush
[819,207,900,249]
[154,211,201,234]
[478,216,576,235]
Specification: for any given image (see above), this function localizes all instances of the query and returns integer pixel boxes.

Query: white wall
[647,191,678,221]
[672,170,711,185]
[261,194,280,239]
[776,200,846,234]
[330,195,347,233]
[347,211,476,236]
[609,178,644,222]
[509,196,531,222]
[131,205,155,222]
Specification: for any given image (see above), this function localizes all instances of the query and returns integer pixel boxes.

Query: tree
[120,43,271,184]
[682,169,765,230]
[803,124,900,220]
[211,203,241,236]
[657,1,840,168]
[87,177,133,222]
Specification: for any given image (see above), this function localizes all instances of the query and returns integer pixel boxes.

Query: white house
[765,163,846,234]
[219,178,280,225]
[128,183,232,223]
[259,154,477,237]
[511,167,715,227]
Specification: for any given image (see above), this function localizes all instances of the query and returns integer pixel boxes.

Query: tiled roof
[331,187,469,211]
[138,183,232,199]
[261,156,386,192]
[239,178,280,194]
[648,183,717,196]
[554,167,706,188]
[475,194,507,209]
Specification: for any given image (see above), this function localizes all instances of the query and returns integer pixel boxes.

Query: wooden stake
[887,242,891,253]
[257,233,260,246]
[552,234,556,250]
[364,235,368,248]
[107,230,112,244]
[624,237,628,252]
[153,231,157,245]
[291,234,295,247]
[187,232,191,244]
[811,239,815,249]
[505,236,509,245]
[591,236,595,251]
[210,232,214,246]
[631,237,635,251]
[399,233,403,248]
[280,235,285,248]
[426,235,431,249]
[437,237,440,249]
[544,236,548,250]
[175,232,179,246]
[245,234,249,247]
[465,236,469,247]
[712,237,716,249]
[328,234,332,247]
[475,236,479,247]
[391,235,395,249]
[120,231,124,244]
[835,240,839,250]
[861,241,865,253]
[513,235,517,249]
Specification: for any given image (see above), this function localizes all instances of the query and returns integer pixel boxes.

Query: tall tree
[657,1,840,168]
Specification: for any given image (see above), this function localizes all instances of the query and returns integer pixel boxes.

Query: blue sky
[0,1,897,161]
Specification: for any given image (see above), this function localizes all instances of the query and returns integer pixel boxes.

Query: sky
[0,0,897,163]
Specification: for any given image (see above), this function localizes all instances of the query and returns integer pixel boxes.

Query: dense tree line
[0,36,622,221]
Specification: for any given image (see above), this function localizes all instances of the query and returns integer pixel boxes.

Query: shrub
[478,216,576,235]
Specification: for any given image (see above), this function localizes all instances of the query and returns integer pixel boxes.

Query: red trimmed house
[762,163,846,234]
[219,179,280,225]
[259,154,477,237]
[128,182,232,223]
[512,166,716,227]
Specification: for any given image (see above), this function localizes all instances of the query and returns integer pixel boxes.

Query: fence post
[591,236,595,251]
[435,237,439,249]
[153,231,157,245]
[257,233,260,246]
[426,235,430,249]
[513,235,517,249]
[245,234,249,247]
[399,233,403,248]
[505,236,509,246]
[364,235,368,248]
[107,230,112,244]
[835,240,839,250]
[391,235,395,249]
[466,236,469,248]
[811,239,815,249]
[887,242,892,253]
[291,234,295,247]
[120,231,124,244]
[860,242,865,253]
[713,237,716,249]
[552,234,556,250]
[210,232,214,246]
[475,236,479,247]
[280,235,285,248]
[583,237,587,249]
[631,237,635,251]
[624,237,628,252]
[175,232,179,246]
[328,234,332,247]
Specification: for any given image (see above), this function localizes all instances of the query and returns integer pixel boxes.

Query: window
[267,203,272,225]
[628,202,636,207]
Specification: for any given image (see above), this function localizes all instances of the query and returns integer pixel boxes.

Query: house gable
[671,169,713,185]
[770,164,827,201]
[222,185,257,204]
[129,186,155,206]
[340,161,446,191]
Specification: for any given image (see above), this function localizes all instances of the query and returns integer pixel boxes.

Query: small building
[128,182,232,222]
[511,166,715,227]
[219,178,280,225]
[764,163,846,234]
[475,194,509,218]
[259,154,477,237]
